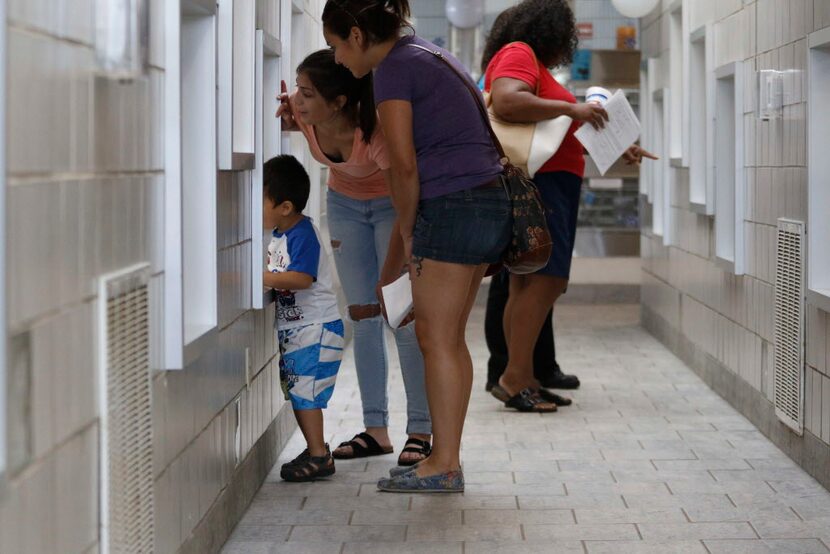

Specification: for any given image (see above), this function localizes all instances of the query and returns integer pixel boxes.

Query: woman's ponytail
[383,0,410,21]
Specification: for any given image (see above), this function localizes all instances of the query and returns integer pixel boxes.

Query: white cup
[585,86,612,105]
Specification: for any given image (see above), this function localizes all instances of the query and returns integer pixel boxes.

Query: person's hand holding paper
[574,89,643,175]
[380,273,414,329]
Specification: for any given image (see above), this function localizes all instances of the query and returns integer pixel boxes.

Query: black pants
[485,270,558,385]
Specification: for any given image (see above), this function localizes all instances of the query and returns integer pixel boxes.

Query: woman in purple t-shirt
[322,0,511,493]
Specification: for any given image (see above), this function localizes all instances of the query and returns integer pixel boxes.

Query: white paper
[381,273,413,329]
[574,89,641,176]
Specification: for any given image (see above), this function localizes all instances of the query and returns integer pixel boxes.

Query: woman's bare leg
[409,258,485,475]
[499,274,568,396]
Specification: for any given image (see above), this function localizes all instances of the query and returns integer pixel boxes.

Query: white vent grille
[98,264,155,553]
[774,219,806,435]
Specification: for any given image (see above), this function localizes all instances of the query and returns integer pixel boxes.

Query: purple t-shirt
[373,35,503,200]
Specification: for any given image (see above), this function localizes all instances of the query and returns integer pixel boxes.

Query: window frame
[713,61,746,275]
[0,0,7,478]
[180,0,218,350]
[807,28,830,312]
[646,53,672,246]
[252,29,282,309]
[161,0,219,369]
[661,87,673,247]
[218,0,257,171]
[639,59,652,201]
[668,0,687,165]
[687,24,715,215]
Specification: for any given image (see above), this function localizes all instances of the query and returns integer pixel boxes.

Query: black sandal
[332,432,394,460]
[281,448,310,470]
[397,438,431,467]
[280,446,335,482]
[491,385,557,413]
[537,389,572,406]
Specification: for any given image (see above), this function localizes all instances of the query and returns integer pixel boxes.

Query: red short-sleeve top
[484,42,585,177]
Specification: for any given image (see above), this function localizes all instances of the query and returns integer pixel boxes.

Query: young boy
[263,155,344,482]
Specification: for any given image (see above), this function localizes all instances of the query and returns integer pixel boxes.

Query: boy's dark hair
[322,0,411,46]
[298,49,376,144]
[263,155,310,213]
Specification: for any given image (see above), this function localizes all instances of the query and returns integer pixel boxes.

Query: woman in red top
[483,0,653,412]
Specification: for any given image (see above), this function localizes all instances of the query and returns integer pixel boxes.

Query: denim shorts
[412,181,511,265]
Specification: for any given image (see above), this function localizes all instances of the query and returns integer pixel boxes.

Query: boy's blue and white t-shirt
[267,217,340,329]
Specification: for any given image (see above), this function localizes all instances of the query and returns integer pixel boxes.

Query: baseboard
[177,404,297,554]
[558,284,640,304]
[642,304,830,492]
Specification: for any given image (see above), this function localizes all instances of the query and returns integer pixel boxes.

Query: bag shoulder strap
[407,43,509,164]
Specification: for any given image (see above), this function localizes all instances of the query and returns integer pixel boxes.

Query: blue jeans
[326,189,431,435]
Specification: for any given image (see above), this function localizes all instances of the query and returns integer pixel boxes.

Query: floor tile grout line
[790,505,804,521]
[226,306,830,553]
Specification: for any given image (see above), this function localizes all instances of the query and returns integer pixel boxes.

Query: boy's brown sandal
[281,445,335,482]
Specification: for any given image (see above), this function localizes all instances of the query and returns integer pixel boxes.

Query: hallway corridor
[221,293,830,554]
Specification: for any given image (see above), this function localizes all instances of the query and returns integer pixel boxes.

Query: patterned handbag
[408,44,553,274]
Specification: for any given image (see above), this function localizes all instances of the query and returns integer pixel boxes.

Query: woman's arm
[263,271,313,291]
[379,216,408,285]
[375,217,414,327]
[377,100,420,262]
[622,144,659,165]
[490,77,608,130]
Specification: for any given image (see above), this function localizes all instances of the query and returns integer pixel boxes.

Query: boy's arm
[263,270,313,291]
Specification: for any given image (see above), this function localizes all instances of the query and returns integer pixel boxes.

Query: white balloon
[611,0,660,18]
[445,0,484,29]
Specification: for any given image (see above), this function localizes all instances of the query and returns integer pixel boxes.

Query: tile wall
[640,0,830,482]
[0,0,325,552]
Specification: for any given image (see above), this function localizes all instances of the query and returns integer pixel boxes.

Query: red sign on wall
[577,22,594,40]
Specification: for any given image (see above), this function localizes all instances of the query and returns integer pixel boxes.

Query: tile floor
[222,293,830,554]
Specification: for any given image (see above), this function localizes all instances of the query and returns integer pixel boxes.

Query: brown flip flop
[490,385,558,413]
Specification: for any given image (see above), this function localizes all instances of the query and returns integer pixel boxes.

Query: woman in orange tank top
[277,49,431,468]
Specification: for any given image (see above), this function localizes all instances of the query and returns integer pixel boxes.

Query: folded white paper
[574,89,641,176]
[381,273,413,329]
